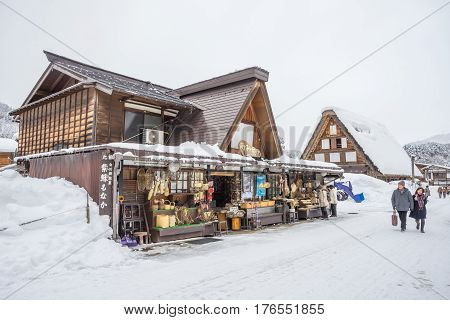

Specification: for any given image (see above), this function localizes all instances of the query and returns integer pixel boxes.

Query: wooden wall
[16,88,128,156]
[28,149,107,206]
[95,91,124,144]
[0,153,13,167]
[226,85,279,159]
[308,116,366,165]
[17,88,95,155]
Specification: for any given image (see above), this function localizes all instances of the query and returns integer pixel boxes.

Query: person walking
[443,186,448,199]
[425,185,431,198]
[328,185,338,217]
[410,187,428,233]
[318,186,329,220]
[438,186,443,198]
[391,181,414,232]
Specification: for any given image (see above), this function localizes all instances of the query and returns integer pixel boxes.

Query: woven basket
[156,215,169,228]
[240,202,254,209]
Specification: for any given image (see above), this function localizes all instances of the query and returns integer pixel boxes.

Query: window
[336,138,347,149]
[190,171,204,190]
[170,171,188,193]
[124,111,163,142]
[314,153,325,162]
[124,111,143,142]
[345,151,357,162]
[231,122,255,149]
[321,139,330,150]
[330,125,337,135]
[329,152,341,163]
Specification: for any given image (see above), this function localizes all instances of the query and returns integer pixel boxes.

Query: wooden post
[86,192,90,224]
[411,155,416,188]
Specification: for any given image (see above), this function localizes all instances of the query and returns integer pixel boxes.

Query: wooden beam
[49,72,65,91]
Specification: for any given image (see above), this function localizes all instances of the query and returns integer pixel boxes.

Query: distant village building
[0,138,17,168]
[416,163,450,186]
[302,108,420,181]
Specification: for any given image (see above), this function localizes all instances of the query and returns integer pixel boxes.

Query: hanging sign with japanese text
[98,151,114,216]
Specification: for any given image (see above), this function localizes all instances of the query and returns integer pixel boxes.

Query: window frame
[345,151,357,163]
[321,139,330,150]
[330,124,337,135]
[170,170,189,194]
[329,152,341,163]
[189,170,204,190]
[314,153,325,162]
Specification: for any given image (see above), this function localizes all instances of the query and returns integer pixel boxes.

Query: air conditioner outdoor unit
[142,129,164,145]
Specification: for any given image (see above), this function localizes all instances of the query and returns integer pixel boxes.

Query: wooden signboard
[98,151,114,216]
[238,141,261,158]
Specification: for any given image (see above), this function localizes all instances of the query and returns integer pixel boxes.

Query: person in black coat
[409,187,428,233]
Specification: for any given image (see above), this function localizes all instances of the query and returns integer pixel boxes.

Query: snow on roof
[270,154,343,173]
[16,141,343,173]
[0,138,17,153]
[108,141,256,162]
[324,107,419,176]
[419,163,450,170]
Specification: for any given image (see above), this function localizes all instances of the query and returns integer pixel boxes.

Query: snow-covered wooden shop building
[0,138,17,168]
[11,51,342,242]
[416,163,450,186]
[301,108,420,181]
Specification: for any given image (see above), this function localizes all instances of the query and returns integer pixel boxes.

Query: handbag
[391,212,398,226]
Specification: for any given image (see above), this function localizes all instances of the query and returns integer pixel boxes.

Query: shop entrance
[211,174,233,208]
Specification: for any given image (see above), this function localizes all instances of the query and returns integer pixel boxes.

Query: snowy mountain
[411,133,450,145]
[0,102,18,139]
[404,134,450,167]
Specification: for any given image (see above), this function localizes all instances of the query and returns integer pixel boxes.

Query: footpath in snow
[0,171,449,299]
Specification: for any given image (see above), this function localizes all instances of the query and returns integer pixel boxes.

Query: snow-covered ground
[0,171,449,299]
[0,170,131,298]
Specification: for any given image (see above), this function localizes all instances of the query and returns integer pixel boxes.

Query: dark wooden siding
[17,87,95,156]
[95,91,124,144]
[171,79,257,147]
[27,150,106,205]
[0,153,13,167]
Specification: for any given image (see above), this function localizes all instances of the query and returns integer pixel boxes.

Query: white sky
[0,0,449,148]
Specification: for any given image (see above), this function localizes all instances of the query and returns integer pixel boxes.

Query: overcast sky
[0,0,449,148]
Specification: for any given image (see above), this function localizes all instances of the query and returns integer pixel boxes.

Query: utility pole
[411,154,416,188]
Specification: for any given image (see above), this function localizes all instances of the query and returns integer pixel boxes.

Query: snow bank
[0,138,17,153]
[325,107,419,177]
[340,173,394,204]
[0,170,129,295]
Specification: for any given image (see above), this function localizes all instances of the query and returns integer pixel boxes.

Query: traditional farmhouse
[10,51,342,242]
[416,163,450,186]
[0,138,17,168]
[11,51,281,160]
[302,108,419,181]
